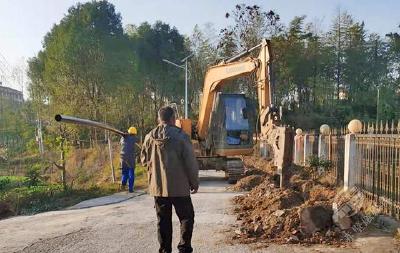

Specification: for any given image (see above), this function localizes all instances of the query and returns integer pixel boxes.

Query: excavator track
[225,158,244,184]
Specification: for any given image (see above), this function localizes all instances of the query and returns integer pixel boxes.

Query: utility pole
[185,59,188,118]
[162,53,193,119]
[36,113,44,155]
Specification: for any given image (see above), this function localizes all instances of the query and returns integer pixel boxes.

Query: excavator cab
[207,93,255,156]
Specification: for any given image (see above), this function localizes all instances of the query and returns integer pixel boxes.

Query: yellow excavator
[55,39,292,185]
[176,39,293,184]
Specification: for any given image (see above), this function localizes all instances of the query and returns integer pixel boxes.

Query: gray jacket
[141,124,199,197]
[120,135,136,168]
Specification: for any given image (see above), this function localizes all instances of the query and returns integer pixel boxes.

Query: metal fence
[329,129,346,186]
[296,129,345,186]
[354,121,400,219]
[293,121,400,219]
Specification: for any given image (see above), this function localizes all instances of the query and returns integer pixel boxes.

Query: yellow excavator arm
[197,39,273,140]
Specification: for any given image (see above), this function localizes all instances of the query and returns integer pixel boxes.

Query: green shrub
[0,176,27,191]
[25,164,42,187]
[308,155,320,171]
[0,177,11,191]
[319,159,333,170]
[307,155,333,180]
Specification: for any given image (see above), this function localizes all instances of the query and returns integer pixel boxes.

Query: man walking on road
[141,106,199,253]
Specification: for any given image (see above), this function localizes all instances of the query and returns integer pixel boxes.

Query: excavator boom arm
[196,39,273,139]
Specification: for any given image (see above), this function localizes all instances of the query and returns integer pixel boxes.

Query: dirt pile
[242,155,275,175]
[228,155,278,192]
[230,175,265,191]
[232,156,345,245]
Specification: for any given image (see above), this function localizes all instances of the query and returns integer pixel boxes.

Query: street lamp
[162,53,193,119]
[376,87,380,123]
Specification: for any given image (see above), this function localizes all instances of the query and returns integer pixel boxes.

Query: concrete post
[318,124,330,162]
[318,135,329,160]
[318,135,329,174]
[344,133,357,191]
[294,132,304,165]
[303,134,313,166]
[344,119,362,191]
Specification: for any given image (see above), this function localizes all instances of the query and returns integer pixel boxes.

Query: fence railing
[353,122,400,219]
[293,129,346,186]
[329,132,345,186]
[293,120,400,219]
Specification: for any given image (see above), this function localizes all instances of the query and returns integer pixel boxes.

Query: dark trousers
[121,167,135,192]
[154,196,195,253]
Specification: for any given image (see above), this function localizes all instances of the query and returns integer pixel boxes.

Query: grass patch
[0,144,149,220]
[0,183,119,219]
[135,165,148,189]
[0,176,27,191]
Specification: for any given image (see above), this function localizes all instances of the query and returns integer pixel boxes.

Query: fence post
[344,119,362,191]
[318,124,330,173]
[304,133,313,166]
[318,124,330,160]
[294,128,304,165]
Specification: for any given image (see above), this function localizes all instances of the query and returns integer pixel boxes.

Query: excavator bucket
[260,126,293,187]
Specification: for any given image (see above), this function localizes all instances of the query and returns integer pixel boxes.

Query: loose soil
[231,155,346,245]
[230,175,265,192]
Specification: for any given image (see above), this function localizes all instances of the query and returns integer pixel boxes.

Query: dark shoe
[178,250,192,253]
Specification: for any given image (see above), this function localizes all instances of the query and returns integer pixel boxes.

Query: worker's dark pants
[154,196,195,253]
[121,167,135,192]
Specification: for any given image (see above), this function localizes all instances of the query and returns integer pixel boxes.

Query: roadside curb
[66,191,146,210]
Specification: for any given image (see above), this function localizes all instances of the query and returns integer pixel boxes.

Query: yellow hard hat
[128,127,137,135]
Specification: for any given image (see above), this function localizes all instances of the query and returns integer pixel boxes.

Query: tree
[28,1,136,143]
[220,4,282,51]
[384,26,400,119]
[188,24,219,116]
[217,4,283,99]
[127,21,188,120]
[327,10,354,100]
[27,1,138,187]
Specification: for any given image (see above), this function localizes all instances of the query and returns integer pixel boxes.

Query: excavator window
[224,96,250,145]
[224,97,249,131]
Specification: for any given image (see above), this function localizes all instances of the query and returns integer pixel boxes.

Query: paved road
[0,171,399,253]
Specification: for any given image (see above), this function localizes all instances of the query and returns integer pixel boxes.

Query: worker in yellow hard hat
[120,126,137,192]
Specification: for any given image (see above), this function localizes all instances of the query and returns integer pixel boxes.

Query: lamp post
[162,53,193,119]
[376,87,380,123]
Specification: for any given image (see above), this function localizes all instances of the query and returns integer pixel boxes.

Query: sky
[0,0,399,93]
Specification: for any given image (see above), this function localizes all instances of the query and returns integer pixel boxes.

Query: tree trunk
[60,137,67,190]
